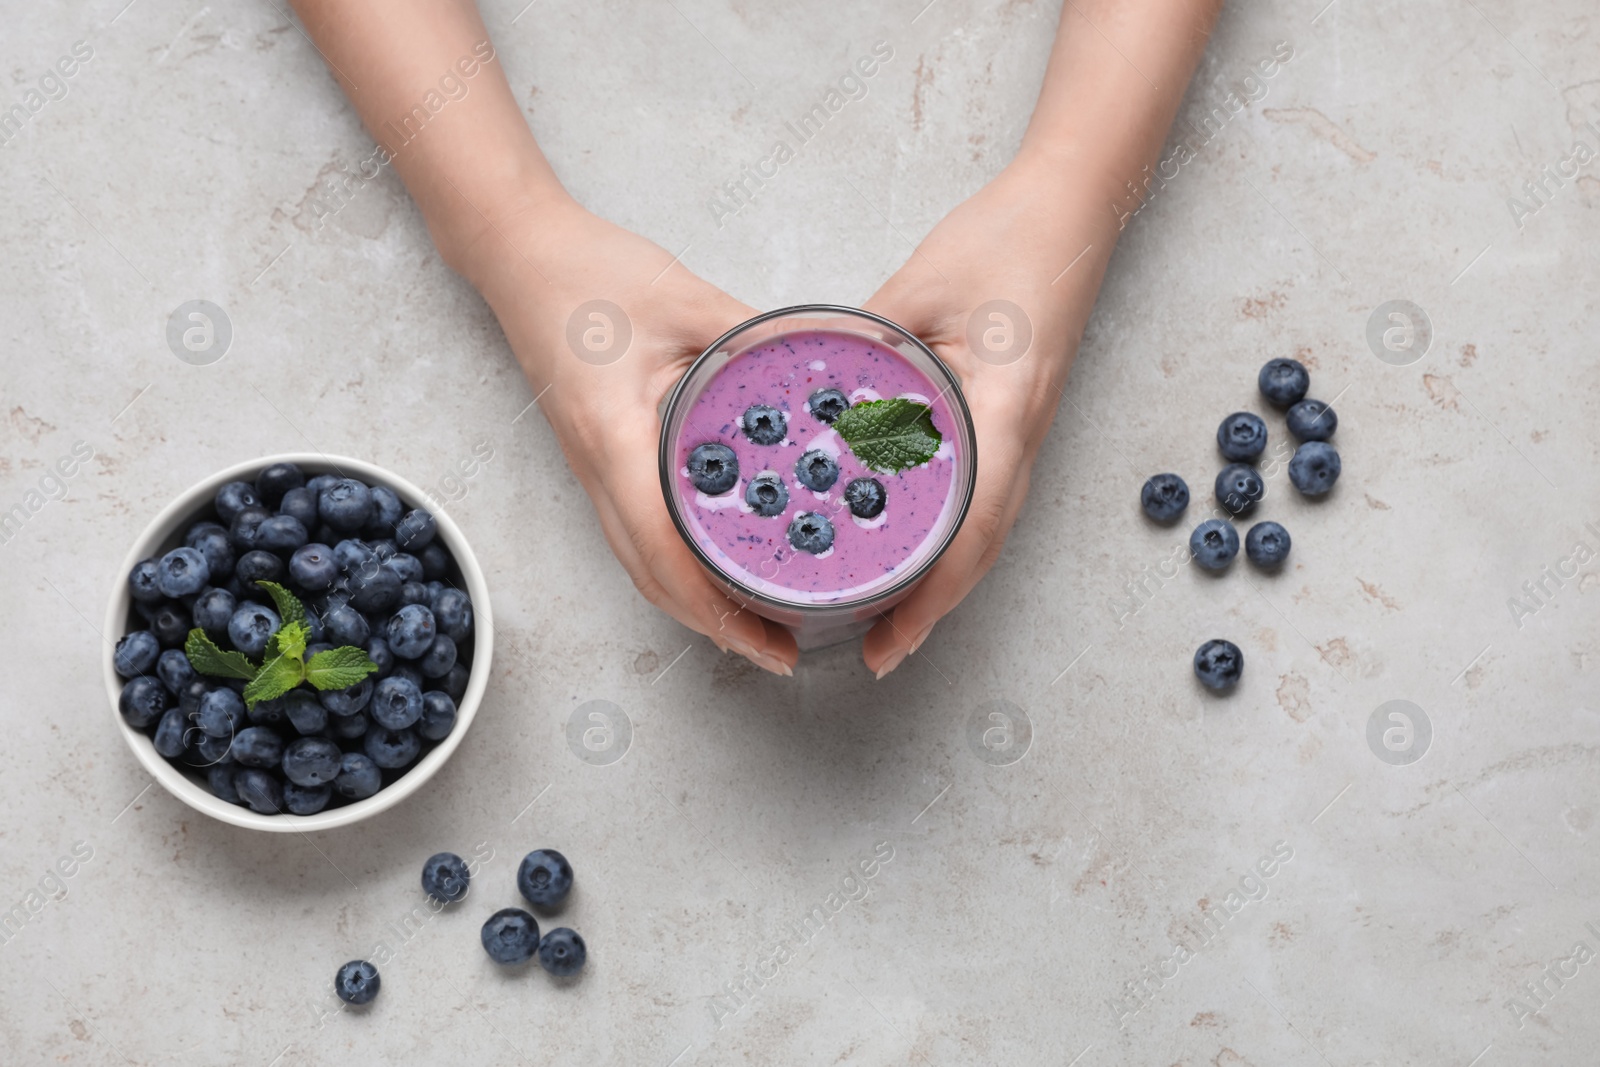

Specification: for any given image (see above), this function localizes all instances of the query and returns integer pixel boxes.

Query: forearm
[288,0,568,273]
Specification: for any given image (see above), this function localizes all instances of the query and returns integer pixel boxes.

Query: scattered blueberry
[1194,639,1244,691]
[1140,473,1190,524]
[370,676,424,730]
[807,388,849,424]
[1245,521,1292,567]
[1189,519,1240,571]
[1258,358,1309,407]
[156,547,210,598]
[227,603,281,658]
[1214,464,1265,516]
[1286,398,1336,442]
[787,512,834,554]
[745,472,788,518]
[421,852,471,904]
[334,960,380,1005]
[386,604,436,660]
[537,928,587,977]
[1216,412,1268,462]
[334,752,382,799]
[113,630,161,679]
[1288,441,1341,496]
[517,848,573,908]
[119,676,170,728]
[794,450,840,492]
[481,908,540,965]
[844,477,886,520]
[740,404,786,445]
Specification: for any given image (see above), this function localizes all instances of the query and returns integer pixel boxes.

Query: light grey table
[3,1,1596,1063]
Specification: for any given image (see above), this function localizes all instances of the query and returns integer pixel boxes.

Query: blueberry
[1245,521,1292,567]
[235,769,284,814]
[1140,473,1190,524]
[232,726,284,768]
[370,676,423,730]
[283,782,332,815]
[421,852,471,904]
[394,509,436,551]
[288,543,338,592]
[365,486,403,538]
[214,481,262,524]
[322,604,370,647]
[419,635,457,679]
[155,547,210,598]
[254,515,308,554]
[364,726,420,769]
[786,512,834,555]
[320,678,374,717]
[740,404,786,445]
[399,581,430,607]
[807,388,849,424]
[114,631,161,679]
[247,693,287,727]
[228,506,272,553]
[844,478,886,520]
[228,604,280,658]
[235,550,286,588]
[685,440,744,496]
[277,486,320,529]
[254,462,305,508]
[184,524,235,582]
[156,648,196,694]
[191,588,236,639]
[191,731,234,766]
[282,737,342,787]
[794,450,839,492]
[198,688,246,739]
[1216,412,1268,462]
[391,664,424,690]
[1288,441,1341,496]
[431,589,473,642]
[306,474,338,496]
[281,690,327,735]
[1214,464,1265,517]
[1189,519,1240,571]
[177,678,210,720]
[148,602,192,649]
[153,707,189,758]
[418,544,451,581]
[334,751,381,797]
[1194,638,1244,691]
[329,710,369,742]
[745,472,788,518]
[119,676,170,728]
[334,960,380,1005]
[386,604,436,659]
[417,691,457,741]
[438,663,469,703]
[537,928,586,977]
[347,566,401,613]
[319,479,373,533]
[334,538,377,576]
[517,848,573,908]
[129,559,164,604]
[383,553,423,585]
[1258,358,1310,407]
[365,637,395,679]
[370,538,398,562]
[209,765,243,804]
[1286,398,1336,442]
[481,908,540,965]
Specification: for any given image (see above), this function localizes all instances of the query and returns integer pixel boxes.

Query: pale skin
[290,0,1223,677]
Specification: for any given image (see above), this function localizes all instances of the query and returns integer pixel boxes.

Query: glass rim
[657,303,977,617]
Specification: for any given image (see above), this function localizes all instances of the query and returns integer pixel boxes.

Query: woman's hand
[459,196,800,676]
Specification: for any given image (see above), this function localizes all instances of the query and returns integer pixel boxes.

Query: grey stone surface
[2,0,1598,1063]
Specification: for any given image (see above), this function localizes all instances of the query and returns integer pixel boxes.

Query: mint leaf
[268,620,309,663]
[184,628,259,681]
[243,655,306,708]
[832,398,943,474]
[305,646,379,691]
[254,581,307,627]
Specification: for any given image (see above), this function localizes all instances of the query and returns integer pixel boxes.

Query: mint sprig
[833,397,943,474]
[184,581,378,708]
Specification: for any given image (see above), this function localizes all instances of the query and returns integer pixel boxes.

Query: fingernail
[723,637,760,660]
[752,650,793,677]
[875,647,910,680]
[908,621,936,653]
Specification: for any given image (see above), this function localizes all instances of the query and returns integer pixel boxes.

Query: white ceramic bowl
[103,454,493,832]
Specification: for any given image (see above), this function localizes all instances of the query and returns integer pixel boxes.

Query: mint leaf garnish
[243,655,305,708]
[255,580,307,627]
[268,620,309,664]
[832,397,943,474]
[184,628,259,681]
[305,646,380,691]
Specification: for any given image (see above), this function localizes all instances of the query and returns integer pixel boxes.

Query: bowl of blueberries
[103,455,492,832]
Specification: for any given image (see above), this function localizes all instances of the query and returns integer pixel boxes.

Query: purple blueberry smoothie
[671,328,964,606]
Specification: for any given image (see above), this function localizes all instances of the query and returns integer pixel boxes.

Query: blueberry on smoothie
[687,443,739,495]
[740,404,786,445]
[794,450,840,492]
[787,512,835,554]
[844,477,886,519]
[745,472,789,518]
[807,388,849,424]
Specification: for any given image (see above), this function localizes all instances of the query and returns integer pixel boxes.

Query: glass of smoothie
[659,305,976,651]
